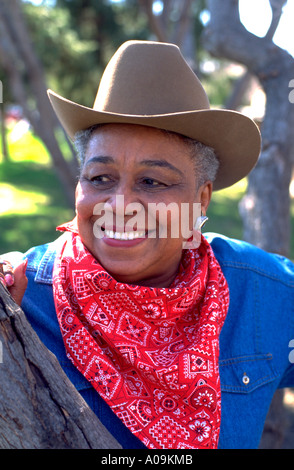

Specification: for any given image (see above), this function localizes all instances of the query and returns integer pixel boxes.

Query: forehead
[85,123,193,165]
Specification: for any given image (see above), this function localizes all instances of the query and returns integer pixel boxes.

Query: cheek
[165,202,199,239]
[75,183,97,220]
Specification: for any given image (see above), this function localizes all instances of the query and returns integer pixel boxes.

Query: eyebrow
[85,156,115,166]
[85,156,184,177]
[140,159,184,177]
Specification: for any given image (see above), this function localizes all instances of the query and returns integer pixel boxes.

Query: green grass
[0,129,75,253]
[0,128,293,258]
[7,127,51,164]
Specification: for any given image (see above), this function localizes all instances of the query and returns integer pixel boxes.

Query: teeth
[104,230,145,240]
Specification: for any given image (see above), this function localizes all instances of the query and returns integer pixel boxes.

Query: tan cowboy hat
[48,40,261,191]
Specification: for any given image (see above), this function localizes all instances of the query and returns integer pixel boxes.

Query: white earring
[194,215,208,231]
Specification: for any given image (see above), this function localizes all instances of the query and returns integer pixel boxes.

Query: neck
[108,263,181,289]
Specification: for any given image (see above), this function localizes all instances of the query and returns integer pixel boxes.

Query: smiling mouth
[103,229,147,240]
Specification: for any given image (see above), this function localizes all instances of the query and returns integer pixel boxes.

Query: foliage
[22,0,151,105]
[23,3,100,105]
[19,0,235,107]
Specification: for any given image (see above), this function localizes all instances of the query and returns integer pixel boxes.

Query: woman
[1,40,294,450]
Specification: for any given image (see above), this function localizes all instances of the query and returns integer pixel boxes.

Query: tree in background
[0,0,81,207]
[203,0,294,258]
[26,0,151,105]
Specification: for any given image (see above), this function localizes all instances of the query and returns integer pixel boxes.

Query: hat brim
[48,89,261,191]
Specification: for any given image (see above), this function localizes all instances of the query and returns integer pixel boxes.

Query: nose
[103,183,145,231]
[105,179,140,211]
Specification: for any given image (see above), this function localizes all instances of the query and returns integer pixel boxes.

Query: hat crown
[94,40,210,115]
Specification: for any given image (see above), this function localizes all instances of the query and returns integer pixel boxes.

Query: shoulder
[3,234,67,285]
[205,232,294,286]
[25,234,68,284]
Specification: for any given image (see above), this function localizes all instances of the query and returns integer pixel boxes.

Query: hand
[0,259,28,306]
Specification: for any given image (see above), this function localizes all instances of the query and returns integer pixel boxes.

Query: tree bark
[202,0,294,448]
[0,282,121,449]
[224,71,253,111]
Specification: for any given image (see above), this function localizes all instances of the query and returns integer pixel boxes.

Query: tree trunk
[203,0,294,449]
[224,71,254,111]
[138,0,198,72]
[0,105,10,162]
[203,0,294,257]
[0,282,121,449]
[0,0,78,208]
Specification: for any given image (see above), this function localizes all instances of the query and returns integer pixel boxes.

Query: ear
[197,182,213,215]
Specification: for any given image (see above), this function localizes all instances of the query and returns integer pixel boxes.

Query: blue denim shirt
[8,232,294,449]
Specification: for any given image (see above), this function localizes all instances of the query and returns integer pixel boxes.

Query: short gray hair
[74,124,219,188]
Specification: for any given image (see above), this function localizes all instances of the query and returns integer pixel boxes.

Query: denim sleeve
[279,363,294,388]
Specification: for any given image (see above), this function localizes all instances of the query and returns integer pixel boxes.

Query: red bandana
[53,227,229,449]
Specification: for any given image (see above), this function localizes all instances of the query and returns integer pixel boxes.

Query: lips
[100,227,150,248]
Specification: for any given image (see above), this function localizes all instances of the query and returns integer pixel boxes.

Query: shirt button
[242,374,250,385]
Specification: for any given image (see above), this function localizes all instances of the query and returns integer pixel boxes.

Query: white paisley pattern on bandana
[53,226,229,449]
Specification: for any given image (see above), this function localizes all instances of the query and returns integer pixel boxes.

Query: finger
[0,260,15,287]
[8,259,28,306]
[4,273,14,287]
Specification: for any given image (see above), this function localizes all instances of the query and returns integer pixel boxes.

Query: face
[76,124,212,287]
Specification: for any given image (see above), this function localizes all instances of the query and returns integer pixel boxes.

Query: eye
[141,177,166,188]
[90,175,113,184]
